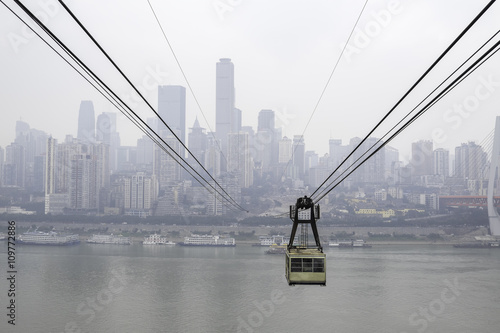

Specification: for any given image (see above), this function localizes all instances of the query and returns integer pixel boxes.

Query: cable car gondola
[285,196,326,286]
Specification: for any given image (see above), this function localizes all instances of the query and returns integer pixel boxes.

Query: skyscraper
[158,85,186,145]
[258,110,275,132]
[45,137,57,195]
[215,58,235,152]
[77,100,95,143]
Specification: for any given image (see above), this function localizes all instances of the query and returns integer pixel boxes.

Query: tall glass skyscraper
[77,100,95,143]
[215,58,235,150]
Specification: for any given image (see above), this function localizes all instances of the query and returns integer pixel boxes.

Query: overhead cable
[310,0,497,199]
[312,28,500,201]
[10,0,247,212]
[55,0,246,211]
[281,0,370,180]
[314,39,500,203]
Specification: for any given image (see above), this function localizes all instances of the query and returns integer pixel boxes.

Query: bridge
[439,196,500,208]
[488,116,500,235]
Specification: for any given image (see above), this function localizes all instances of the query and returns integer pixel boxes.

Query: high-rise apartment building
[411,140,433,177]
[293,135,305,180]
[434,148,449,177]
[153,136,181,190]
[348,137,385,184]
[13,120,48,191]
[455,142,487,180]
[279,136,292,164]
[3,143,24,187]
[96,112,120,172]
[227,132,253,188]
[124,172,158,215]
[256,110,276,172]
[69,153,98,210]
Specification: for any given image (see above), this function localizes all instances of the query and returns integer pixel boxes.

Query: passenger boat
[265,244,287,254]
[86,234,131,245]
[335,239,372,248]
[179,234,235,247]
[18,231,80,245]
[143,234,175,245]
[453,241,499,248]
[328,240,352,247]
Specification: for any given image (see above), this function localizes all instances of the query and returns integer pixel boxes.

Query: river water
[1,243,499,333]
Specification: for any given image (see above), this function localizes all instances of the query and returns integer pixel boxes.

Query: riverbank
[5,220,492,246]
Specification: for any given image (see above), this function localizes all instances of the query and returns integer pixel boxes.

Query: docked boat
[265,244,287,254]
[352,239,372,248]
[179,234,235,247]
[328,240,352,247]
[334,239,372,248]
[18,231,80,245]
[86,234,131,245]
[143,234,175,245]
[453,241,499,248]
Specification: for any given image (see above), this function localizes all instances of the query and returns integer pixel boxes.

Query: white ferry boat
[352,239,372,247]
[143,234,175,245]
[86,234,131,245]
[328,240,352,247]
[180,234,235,247]
[18,231,80,245]
[329,239,372,248]
[259,235,287,246]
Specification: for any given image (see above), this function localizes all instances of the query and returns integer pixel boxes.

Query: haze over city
[1,0,499,161]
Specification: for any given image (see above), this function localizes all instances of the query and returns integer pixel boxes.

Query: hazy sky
[1,0,499,162]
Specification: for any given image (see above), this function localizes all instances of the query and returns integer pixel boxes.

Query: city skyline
[1,1,499,160]
[0,100,491,169]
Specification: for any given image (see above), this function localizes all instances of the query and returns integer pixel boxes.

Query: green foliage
[368,232,392,239]
[427,233,443,241]
[331,231,354,239]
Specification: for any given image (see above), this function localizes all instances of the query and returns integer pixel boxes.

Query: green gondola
[286,196,326,286]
